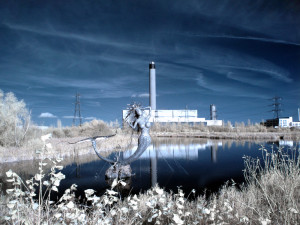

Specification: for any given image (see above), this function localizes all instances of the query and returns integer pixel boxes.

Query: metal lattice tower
[73,92,82,126]
[270,96,282,118]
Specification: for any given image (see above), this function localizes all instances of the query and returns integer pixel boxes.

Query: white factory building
[122,62,222,126]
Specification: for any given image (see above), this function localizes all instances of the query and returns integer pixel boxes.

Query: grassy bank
[151,122,300,140]
[1,119,299,163]
[0,139,299,224]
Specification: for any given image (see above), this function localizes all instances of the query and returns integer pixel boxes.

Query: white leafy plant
[4,132,129,224]
[5,133,66,224]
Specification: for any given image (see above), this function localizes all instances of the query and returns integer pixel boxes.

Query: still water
[0,138,297,199]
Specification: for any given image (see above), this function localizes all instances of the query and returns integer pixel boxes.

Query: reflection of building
[123,139,222,187]
[123,140,222,160]
[279,140,294,147]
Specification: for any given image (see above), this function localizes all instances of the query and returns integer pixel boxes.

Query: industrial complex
[123,62,223,126]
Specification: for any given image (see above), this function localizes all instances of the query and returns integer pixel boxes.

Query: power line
[73,92,82,126]
[269,96,282,118]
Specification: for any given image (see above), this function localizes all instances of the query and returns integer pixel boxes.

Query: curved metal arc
[68,134,116,144]
[69,134,117,164]
[91,139,116,164]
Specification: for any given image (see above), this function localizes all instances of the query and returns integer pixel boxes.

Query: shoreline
[0,131,299,163]
[151,131,300,140]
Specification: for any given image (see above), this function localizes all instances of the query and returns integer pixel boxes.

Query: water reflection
[0,138,298,199]
[124,139,222,161]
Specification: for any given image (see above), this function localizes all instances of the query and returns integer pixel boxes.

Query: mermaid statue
[71,103,152,179]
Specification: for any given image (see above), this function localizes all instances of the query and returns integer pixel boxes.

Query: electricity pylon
[270,96,282,118]
[73,92,82,126]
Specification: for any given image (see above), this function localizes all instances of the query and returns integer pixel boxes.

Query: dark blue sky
[1,0,299,127]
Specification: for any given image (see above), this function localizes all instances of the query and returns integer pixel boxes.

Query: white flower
[41,133,52,142]
[155,187,164,195]
[173,214,184,225]
[84,189,95,196]
[107,190,117,195]
[66,201,75,209]
[6,189,14,194]
[202,208,210,214]
[6,170,13,178]
[7,203,15,209]
[35,174,42,181]
[54,213,62,219]
[32,203,39,210]
[43,180,50,186]
[240,216,249,222]
[56,166,63,170]
[120,180,127,186]
[288,208,298,214]
[111,179,118,189]
[121,207,129,213]
[53,180,60,186]
[185,212,191,216]
[46,143,52,149]
[260,218,271,225]
[52,186,58,192]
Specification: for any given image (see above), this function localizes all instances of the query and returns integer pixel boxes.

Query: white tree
[0,89,31,146]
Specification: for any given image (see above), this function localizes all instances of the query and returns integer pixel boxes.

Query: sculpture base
[105,164,133,179]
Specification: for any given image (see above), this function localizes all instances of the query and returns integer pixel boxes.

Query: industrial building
[123,62,222,126]
[262,117,300,128]
[261,108,300,128]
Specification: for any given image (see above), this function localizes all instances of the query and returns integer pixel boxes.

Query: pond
[0,138,298,200]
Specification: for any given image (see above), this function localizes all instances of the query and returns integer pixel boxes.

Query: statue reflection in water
[71,103,152,191]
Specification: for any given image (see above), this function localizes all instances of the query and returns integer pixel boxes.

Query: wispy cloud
[63,116,74,119]
[84,116,97,120]
[181,33,300,47]
[3,23,148,51]
[39,112,57,118]
[216,65,293,83]
[131,93,149,98]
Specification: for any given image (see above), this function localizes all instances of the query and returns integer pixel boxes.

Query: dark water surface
[1,138,298,200]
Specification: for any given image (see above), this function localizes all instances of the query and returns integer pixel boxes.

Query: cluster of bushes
[1,134,299,224]
[48,119,116,139]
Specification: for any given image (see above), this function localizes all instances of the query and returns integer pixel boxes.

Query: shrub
[49,119,115,138]
[0,90,31,147]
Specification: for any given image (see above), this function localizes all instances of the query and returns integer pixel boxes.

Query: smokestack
[210,104,217,120]
[149,62,156,110]
[298,108,300,121]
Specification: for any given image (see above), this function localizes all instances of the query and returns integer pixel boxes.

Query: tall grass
[1,134,299,224]
[151,122,300,140]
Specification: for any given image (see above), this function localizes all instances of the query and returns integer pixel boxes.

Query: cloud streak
[39,112,57,118]
[180,33,300,47]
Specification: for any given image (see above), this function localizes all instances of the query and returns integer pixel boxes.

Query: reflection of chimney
[149,62,156,110]
[211,146,217,163]
[150,143,158,187]
[150,153,157,187]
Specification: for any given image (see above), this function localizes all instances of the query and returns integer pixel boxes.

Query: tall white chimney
[149,62,156,110]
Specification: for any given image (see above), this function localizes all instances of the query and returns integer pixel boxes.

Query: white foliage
[0,89,31,146]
